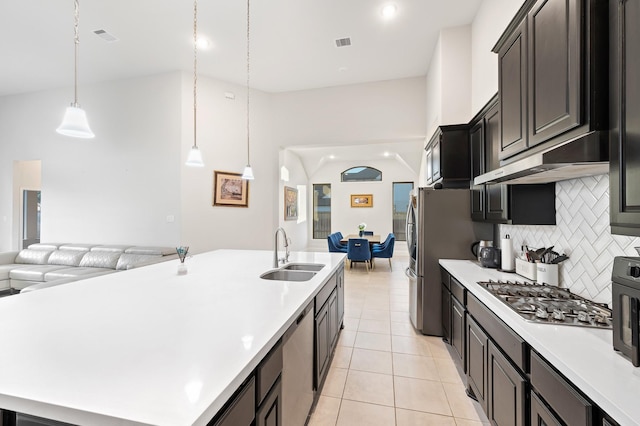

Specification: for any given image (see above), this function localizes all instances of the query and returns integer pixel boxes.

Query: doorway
[392,182,413,241]
[22,190,41,248]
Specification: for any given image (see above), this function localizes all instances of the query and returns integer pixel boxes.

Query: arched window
[341,166,382,182]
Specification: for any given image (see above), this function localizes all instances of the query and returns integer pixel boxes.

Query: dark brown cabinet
[494,0,608,162]
[466,315,488,412]
[470,121,485,221]
[315,297,330,387]
[531,391,563,426]
[527,0,581,147]
[211,378,256,426]
[441,282,451,343]
[314,267,343,389]
[498,17,528,159]
[487,342,526,426]
[610,0,640,236]
[451,297,465,368]
[425,125,471,188]
[256,379,282,426]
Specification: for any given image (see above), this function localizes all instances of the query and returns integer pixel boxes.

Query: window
[313,184,331,239]
[341,166,382,182]
[392,182,413,241]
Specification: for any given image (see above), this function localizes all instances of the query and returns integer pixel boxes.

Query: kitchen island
[440,259,640,426]
[0,250,346,426]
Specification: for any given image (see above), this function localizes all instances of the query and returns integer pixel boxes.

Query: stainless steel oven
[612,257,640,366]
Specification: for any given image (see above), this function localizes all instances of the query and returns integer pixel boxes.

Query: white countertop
[0,250,346,426]
[439,259,640,426]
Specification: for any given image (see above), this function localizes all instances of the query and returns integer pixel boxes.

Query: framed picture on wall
[213,171,249,207]
[351,194,373,207]
[284,186,298,220]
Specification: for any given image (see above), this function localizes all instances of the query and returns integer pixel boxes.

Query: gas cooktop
[477,280,612,329]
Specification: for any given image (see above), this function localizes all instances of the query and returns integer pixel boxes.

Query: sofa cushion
[125,246,175,256]
[10,265,68,282]
[21,270,116,293]
[0,264,30,280]
[27,243,66,251]
[15,249,53,265]
[91,245,133,253]
[115,253,161,271]
[79,251,120,269]
[44,267,114,280]
[48,250,87,267]
[58,244,98,252]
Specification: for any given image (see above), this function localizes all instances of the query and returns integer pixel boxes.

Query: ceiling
[0,0,482,169]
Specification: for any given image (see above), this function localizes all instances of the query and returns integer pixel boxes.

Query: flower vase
[359,231,364,237]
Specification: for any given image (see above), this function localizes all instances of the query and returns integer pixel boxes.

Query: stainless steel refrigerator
[405,187,492,335]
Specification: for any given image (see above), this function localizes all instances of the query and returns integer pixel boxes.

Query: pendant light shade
[186,146,204,167]
[241,165,254,180]
[57,0,94,139]
[185,0,204,167]
[57,104,95,138]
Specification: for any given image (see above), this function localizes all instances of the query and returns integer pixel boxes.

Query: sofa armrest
[0,251,19,265]
[125,253,179,270]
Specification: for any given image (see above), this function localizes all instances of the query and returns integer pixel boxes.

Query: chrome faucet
[274,227,290,267]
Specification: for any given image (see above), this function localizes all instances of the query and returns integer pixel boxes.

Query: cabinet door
[315,302,330,387]
[610,0,640,236]
[432,134,442,182]
[499,19,528,160]
[425,145,434,184]
[213,377,256,426]
[488,342,526,426]
[441,284,451,344]
[484,103,509,222]
[328,290,339,348]
[466,315,488,412]
[451,297,466,370]
[527,0,581,147]
[257,379,282,426]
[336,267,344,327]
[531,392,563,426]
[470,121,485,221]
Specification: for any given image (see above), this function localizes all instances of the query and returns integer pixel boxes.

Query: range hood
[474,131,609,185]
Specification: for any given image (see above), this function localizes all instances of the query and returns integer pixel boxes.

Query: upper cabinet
[494,0,608,162]
[610,0,640,236]
[425,124,470,188]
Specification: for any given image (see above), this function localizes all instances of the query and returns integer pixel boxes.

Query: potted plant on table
[358,223,367,237]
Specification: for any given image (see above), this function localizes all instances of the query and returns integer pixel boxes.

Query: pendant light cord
[193,0,198,149]
[73,0,80,106]
[246,0,251,165]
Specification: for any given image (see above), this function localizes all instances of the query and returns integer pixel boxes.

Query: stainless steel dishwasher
[282,301,315,426]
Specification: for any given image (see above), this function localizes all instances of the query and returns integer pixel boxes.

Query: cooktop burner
[477,280,612,328]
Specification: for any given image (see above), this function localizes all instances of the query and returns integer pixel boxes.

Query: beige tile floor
[308,254,490,426]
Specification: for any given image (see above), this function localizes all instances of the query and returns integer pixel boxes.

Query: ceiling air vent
[93,29,119,43]
[335,37,351,48]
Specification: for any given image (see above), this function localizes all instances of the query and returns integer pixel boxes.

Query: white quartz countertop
[439,259,640,426]
[0,250,346,426]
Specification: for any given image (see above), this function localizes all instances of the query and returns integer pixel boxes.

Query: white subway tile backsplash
[500,174,640,306]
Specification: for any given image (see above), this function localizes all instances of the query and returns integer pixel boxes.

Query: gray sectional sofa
[0,243,178,293]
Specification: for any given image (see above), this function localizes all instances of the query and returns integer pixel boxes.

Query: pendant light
[56,0,95,139]
[186,0,205,167]
[241,0,255,180]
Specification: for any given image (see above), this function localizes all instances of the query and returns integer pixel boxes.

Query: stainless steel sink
[282,263,325,272]
[260,270,317,282]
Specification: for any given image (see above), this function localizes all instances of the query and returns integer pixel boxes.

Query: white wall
[179,73,278,254]
[471,0,526,113]
[272,77,426,147]
[306,159,417,250]
[279,150,309,251]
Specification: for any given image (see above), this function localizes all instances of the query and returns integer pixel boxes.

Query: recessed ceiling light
[195,36,210,49]
[381,3,398,19]
[329,155,336,160]
[383,152,391,157]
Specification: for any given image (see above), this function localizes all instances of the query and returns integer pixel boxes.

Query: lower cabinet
[531,391,562,426]
[466,315,488,412]
[487,341,526,426]
[256,379,282,426]
[212,377,256,426]
[441,282,451,343]
[315,270,343,389]
[451,296,466,370]
[315,300,331,387]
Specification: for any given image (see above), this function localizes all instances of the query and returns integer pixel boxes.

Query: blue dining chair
[372,233,394,251]
[347,238,372,270]
[372,233,395,270]
[331,232,347,249]
[327,234,347,253]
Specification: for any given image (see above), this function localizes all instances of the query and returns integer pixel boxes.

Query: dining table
[340,234,381,245]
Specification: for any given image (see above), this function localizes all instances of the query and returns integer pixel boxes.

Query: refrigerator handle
[405,267,417,279]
